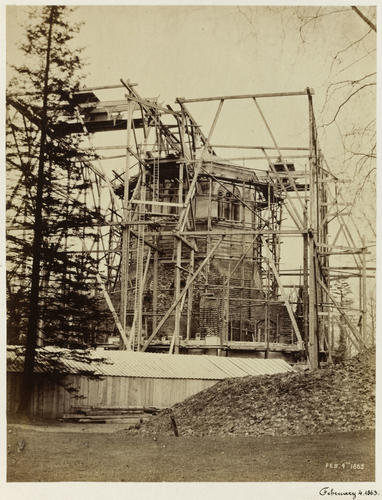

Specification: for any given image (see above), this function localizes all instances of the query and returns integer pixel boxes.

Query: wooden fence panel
[7,372,219,418]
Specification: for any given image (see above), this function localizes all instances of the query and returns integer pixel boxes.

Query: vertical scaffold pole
[173,163,184,354]
[303,202,309,351]
[361,236,367,349]
[307,88,319,369]
[120,100,136,348]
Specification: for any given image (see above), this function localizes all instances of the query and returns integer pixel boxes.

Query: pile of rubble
[139,348,375,437]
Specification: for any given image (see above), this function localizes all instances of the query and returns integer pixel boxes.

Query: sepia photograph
[3,2,378,496]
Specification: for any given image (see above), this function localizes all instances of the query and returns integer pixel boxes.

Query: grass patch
[7,424,374,482]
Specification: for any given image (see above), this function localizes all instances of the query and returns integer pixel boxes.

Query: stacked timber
[60,406,159,424]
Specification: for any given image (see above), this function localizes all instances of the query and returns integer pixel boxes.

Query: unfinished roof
[7,346,294,380]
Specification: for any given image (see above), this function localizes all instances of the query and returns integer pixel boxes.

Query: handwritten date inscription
[325,462,365,470]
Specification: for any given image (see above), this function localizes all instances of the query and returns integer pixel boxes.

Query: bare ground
[7,423,374,482]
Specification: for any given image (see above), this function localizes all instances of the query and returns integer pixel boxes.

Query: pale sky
[6,5,376,179]
[6,6,375,114]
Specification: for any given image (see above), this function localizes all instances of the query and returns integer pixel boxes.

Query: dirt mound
[139,348,375,437]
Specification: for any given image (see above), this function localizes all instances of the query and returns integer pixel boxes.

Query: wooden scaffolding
[6,80,374,368]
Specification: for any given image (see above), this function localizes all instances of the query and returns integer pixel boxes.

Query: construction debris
[60,406,159,424]
[138,348,375,437]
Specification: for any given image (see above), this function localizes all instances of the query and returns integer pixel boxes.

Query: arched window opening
[231,186,241,221]
[217,190,225,219]
[224,192,232,220]
[217,186,241,222]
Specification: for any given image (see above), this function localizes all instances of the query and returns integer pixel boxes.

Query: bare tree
[237,5,376,242]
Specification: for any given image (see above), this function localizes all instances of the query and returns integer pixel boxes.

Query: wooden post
[308,237,318,368]
[152,249,159,333]
[307,88,319,369]
[186,249,194,341]
[173,162,184,354]
[133,167,147,350]
[224,261,231,343]
[120,100,136,348]
[265,172,270,355]
[276,313,280,343]
[180,110,194,345]
[303,202,309,351]
[240,184,245,341]
[361,236,367,349]
[264,282,269,359]
[330,311,334,359]
[174,238,182,354]
[206,177,212,276]
[240,252,245,341]
[170,413,179,437]
[208,176,212,236]
[370,296,375,346]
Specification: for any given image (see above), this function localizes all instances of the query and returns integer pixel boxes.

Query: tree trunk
[18,7,55,415]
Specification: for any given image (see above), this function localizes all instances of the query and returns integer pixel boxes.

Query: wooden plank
[131,199,185,208]
[76,83,135,92]
[79,97,179,116]
[77,418,106,423]
[177,90,312,103]
[62,375,72,415]
[148,379,155,408]
[70,405,157,412]
[176,229,307,236]
[62,413,146,420]
[211,144,310,151]
[50,380,57,419]
[57,380,66,416]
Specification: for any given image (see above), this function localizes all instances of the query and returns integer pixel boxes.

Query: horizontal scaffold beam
[143,229,308,237]
[176,89,314,104]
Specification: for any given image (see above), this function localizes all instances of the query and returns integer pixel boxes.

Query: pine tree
[6,6,109,414]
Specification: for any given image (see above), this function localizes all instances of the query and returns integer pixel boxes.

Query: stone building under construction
[124,156,298,357]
